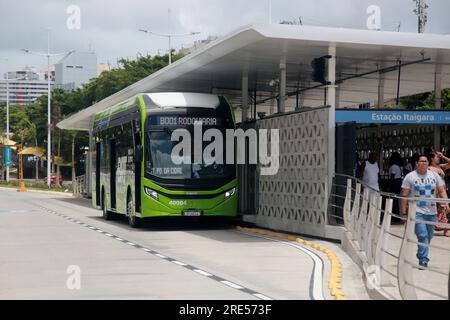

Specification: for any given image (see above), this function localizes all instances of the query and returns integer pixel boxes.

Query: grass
[0,180,72,193]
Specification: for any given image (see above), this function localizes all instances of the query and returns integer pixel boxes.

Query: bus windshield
[144,130,234,181]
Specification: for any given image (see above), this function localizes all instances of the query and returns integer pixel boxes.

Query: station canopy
[57,24,450,131]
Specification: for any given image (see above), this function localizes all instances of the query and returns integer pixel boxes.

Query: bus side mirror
[135,145,143,163]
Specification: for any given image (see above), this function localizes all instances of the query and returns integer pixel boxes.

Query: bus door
[110,139,117,210]
[95,141,101,207]
[133,120,141,213]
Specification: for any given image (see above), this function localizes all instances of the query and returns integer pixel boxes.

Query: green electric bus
[92,92,238,227]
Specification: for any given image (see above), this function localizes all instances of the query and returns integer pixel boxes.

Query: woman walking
[428,152,450,237]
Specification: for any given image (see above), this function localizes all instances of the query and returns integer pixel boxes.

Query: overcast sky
[1,0,449,77]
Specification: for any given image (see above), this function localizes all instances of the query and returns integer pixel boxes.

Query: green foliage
[0,105,30,141]
[401,88,450,110]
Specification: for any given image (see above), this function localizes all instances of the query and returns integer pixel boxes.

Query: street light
[21,29,75,187]
[138,29,200,64]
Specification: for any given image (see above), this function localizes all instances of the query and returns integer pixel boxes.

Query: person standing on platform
[361,152,380,192]
[388,152,404,218]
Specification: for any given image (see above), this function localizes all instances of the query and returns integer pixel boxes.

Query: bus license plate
[183,210,202,217]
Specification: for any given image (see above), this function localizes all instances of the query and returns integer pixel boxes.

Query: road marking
[221,281,243,290]
[253,293,272,300]
[33,202,273,301]
[194,269,212,277]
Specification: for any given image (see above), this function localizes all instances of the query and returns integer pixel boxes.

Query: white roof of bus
[147,93,220,109]
[58,24,450,131]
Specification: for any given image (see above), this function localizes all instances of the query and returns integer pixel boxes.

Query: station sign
[336,110,450,124]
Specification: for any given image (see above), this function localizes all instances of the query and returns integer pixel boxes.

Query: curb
[235,226,347,300]
[0,186,73,197]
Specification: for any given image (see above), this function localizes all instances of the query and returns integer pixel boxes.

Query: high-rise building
[6,69,39,81]
[55,52,97,91]
[0,68,54,106]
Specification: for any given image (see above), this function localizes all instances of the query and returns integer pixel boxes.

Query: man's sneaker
[418,261,428,270]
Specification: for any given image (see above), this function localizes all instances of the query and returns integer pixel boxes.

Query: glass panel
[144,131,234,181]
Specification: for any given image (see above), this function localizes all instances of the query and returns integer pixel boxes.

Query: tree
[1,51,186,186]
[401,89,450,110]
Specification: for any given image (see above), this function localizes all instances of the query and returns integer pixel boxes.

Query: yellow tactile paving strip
[236,226,347,300]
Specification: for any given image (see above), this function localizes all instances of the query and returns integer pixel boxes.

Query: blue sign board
[4,146,11,167]
[336,110,450,125]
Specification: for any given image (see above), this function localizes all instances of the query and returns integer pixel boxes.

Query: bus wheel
[102,190,114,220]
[127,193,141,228]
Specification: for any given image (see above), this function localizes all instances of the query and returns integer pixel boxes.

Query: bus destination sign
[154,116,222,126]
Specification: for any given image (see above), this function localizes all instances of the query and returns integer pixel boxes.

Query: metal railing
[334,174,450,300]
[73,175,86,197]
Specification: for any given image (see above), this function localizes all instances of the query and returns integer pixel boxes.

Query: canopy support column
[242,72,249,121]
[279,60,286,113]
[327,45,337,223]
[378,69,385,108]
[434,62,442,151]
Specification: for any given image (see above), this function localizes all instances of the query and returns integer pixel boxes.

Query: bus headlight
[144,187,159,200]
[224,188,236,200]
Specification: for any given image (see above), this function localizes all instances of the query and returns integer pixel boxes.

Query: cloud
[0,0,449,76]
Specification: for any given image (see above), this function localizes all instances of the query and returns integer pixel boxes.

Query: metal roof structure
[57,24,450,131]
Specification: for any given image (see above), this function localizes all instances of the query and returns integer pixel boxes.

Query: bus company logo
[170,122,279,176]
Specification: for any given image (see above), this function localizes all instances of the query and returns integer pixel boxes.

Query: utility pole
[22,29,75,187]
[413,0,429,33]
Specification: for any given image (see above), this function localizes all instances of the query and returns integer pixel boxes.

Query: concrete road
[0,188,368,300]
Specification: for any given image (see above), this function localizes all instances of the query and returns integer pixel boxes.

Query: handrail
[335,173,450,203]
[333,174,449,300]
[74,175,86,197]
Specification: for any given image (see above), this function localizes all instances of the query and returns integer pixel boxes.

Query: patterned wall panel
[255,107,330,238]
